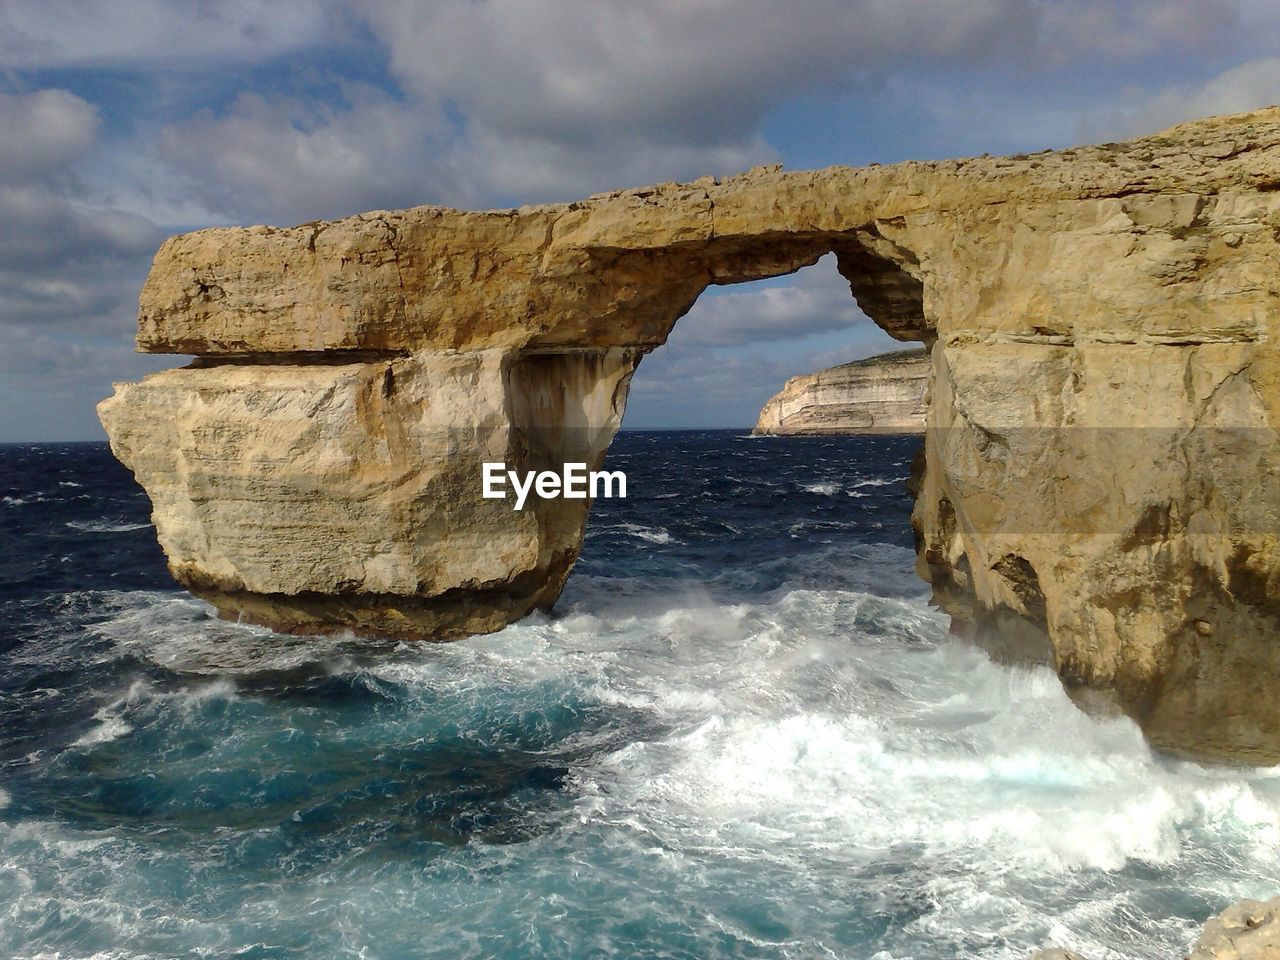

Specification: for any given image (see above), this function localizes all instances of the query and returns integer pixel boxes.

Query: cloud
[1,0,1275,439]
[361,0,1038,149]
[0,90,161,335]
[1081,57,1280,142]
[158,85,465,223]
[152,0,1255,219]
[624,257,905,427]
[0,186,158,273]
[668,255,867,349]
[0,89,99,183]
[0,88,170,439]
[625,334,902,429]
[153,0,1047,220]
[0,329,178,441]
[349,0,1040,199]
[0,0,340,69]
[1033,0,1238,64]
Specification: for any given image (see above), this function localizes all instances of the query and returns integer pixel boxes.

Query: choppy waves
[2,559,1278,958]
[2,436,1277,959]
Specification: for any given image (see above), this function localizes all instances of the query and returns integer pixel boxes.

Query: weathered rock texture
[753,347,928,435]
[102,107,1280,760]
[1032,896,1280,960]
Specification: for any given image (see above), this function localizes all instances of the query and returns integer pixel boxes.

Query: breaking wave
[65,519,153,533]
[1,435,1276,959]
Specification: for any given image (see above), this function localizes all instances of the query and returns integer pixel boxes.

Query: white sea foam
[613,523,677,544]
[471,577,1279,957]
[89,592,361,675]
[801,482,840,495]
[11,561,1280,959]
[851,476,907,488]
[72,716,133,747]
[66,519,152,533]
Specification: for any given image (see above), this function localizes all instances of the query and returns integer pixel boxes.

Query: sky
[3,1,1280,439]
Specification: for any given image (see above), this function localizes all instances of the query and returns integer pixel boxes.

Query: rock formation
[101,107,1280,761]
[1032,897,1280,960]
[753,347,928,435]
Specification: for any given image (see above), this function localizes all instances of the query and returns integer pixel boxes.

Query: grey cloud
[0,90,150,336]
[157,83,771,219]
[0,84,170,441]
[152,0,1037,217]
[151,0,1261,223]
[668,256,867,349]
[0,89,99,183]
[359,0,1042,149]
[158,86,467,223]
[0,186,159,272]
[0,178,161,340]
[1034,0,1238,64]
[0,0,339,69]
[458,124,773,205]
[625,349,805,428]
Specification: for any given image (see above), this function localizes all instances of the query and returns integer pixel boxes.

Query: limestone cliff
[101,107,1280,761]
[753,348,928,435]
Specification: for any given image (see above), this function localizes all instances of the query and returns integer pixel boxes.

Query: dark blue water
[1,434,1276,960]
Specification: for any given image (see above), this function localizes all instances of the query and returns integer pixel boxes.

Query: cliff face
[754,348,928,435]
[101,107,1280,761]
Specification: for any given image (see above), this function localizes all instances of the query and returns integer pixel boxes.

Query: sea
[1,432,1277,960]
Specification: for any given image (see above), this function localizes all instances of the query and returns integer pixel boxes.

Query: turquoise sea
[1,433,1277,959]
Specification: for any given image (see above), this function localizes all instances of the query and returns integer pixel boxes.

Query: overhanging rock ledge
[101,107,1280,762]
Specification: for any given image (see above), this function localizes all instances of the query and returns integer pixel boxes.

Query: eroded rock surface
[102,107,1280,759]
[754,348,928,435]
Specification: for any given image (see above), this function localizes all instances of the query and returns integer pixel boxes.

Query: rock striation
[753,348,928,435]
[102,107,1280,761]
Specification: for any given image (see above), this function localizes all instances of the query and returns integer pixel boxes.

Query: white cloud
[1,0,1274,437]
[159,85,465,223]
[0,89,99,183]
[354,0,1040,196]
[1082,57,1280,142]
[668,255,867,349]
[1033,0,1238,64]
[624,257,905,427]
[0,0,340,69]
[154,0,1255,218]
[360,0,1037,148]
[0,88,162,386]
[625,335,902,428]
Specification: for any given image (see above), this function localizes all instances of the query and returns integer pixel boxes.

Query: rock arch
[101,108,1280,760]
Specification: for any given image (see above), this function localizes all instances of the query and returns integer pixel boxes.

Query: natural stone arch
[101,108,1280,761]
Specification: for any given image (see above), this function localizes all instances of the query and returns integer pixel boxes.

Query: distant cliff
[753,348,928,435]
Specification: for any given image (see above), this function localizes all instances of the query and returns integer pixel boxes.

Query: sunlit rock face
[102,107,1280,760]
[753,348,928,435]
